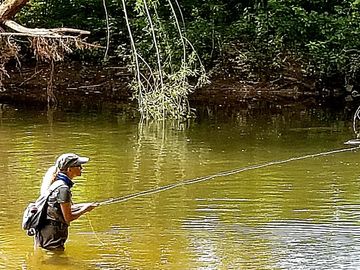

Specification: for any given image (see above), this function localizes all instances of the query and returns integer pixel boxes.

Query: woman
[35,153,98,251]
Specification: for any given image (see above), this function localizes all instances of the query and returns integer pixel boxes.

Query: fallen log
[0,0,90,38]
[3,20,90,36]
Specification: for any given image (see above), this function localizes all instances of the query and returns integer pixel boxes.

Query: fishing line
[86,215,105,246]
[97,146,360,207]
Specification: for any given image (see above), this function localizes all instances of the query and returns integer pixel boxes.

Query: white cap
[56,153,89,171]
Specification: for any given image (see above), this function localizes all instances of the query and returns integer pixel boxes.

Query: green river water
[1,104,360,270]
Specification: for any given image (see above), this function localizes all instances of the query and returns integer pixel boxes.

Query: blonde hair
[40,165,59,196]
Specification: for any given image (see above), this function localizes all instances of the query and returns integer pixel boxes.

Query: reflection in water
[1,105,360,269]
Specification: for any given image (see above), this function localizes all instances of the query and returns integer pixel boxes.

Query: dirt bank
[0,61,342,112]
[1,62,132,109]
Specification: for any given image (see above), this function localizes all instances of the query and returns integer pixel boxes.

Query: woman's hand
[62,202,99,224]
[72,202,98,213]
[82,202,99,213]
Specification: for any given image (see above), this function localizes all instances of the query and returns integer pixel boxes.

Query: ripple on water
[262,220,360,270]
[181,212,360,269]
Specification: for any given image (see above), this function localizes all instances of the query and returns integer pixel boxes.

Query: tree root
[0,36,19,88]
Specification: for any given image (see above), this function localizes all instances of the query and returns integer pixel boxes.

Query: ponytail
[40,165,59,196]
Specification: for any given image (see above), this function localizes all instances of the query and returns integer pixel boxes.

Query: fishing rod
[97,145,360,207]
[97,106,360,207]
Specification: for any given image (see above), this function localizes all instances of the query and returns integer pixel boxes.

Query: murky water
[1,104,360,269]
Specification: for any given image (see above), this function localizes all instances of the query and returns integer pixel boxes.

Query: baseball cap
[56,153,89,171]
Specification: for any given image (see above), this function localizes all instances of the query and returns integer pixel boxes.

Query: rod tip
[344,139,360,146]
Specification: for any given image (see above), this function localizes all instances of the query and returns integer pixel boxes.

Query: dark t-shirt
[46,183,72,224]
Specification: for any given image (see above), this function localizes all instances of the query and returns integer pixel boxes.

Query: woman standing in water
[35,153,98,251]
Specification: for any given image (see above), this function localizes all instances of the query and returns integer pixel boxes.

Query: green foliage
[17,0,127,57]
[11,0,360,112]
[305,6,360,85]
[120,0,208,119]
[218,0,360,88]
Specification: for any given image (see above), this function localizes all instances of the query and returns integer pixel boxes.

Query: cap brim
[73,156,89,166]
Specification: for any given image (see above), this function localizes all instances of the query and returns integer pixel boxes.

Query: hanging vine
[121,0,209,120]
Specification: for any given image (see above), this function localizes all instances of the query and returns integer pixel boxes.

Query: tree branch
[0,0,29,22]
[0,0,90,37]
[4,20,90,36]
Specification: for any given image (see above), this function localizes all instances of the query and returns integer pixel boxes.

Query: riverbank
[0,61,350,113]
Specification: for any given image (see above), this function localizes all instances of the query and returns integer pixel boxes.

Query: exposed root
[0,32,94,100]
[0,36,19,88]
[29,36,92,62]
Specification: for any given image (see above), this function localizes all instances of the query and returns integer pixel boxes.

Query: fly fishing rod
[97,145,360,207]
[97,106,360,207]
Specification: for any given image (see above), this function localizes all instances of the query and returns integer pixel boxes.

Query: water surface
[0,105,360,269]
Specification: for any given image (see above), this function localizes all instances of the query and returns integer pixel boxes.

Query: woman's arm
[60,202,97,224]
